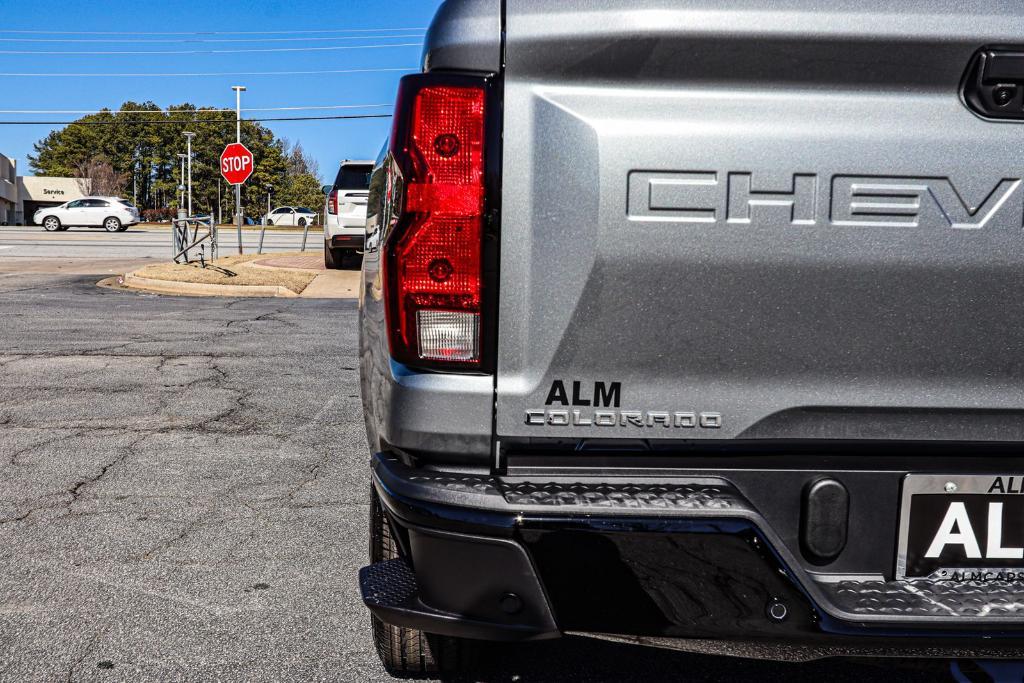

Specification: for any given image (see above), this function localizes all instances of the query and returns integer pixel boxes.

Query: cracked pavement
[0,273,958,682]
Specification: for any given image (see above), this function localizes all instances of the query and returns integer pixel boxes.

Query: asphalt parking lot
[0,259,975,681]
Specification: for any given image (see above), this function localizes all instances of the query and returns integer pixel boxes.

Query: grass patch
[132,252,317,295]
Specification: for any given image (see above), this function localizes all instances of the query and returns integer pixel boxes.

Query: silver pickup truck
[358,0,1024,674]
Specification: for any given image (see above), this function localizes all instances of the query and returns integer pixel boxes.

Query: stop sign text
[220,143,254,185]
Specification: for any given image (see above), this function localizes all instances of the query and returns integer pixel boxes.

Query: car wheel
[266,219,274,226]
[42,216,61,232]
[103,217,122,232]
[325,242,345,270]
[369,489,473,676]
[117,224,129,232]
[298,218,307,228]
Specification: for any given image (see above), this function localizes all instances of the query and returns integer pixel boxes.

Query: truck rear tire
[369,490,473,676]
[324,242,344,270]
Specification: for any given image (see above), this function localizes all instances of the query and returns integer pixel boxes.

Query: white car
[264,206,317,227]
[36,197,140,232]
[323,160,373,269]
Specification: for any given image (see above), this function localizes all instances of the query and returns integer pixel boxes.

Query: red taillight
[328,189,338,215]
[384,76,489,369]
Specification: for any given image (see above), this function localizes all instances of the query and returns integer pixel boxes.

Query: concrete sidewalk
[251,254,360,299]
[298,270,359,298]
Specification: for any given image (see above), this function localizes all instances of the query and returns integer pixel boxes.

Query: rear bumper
[328,233,364,251]
[323,215,365,236]
[362,452,1024,659]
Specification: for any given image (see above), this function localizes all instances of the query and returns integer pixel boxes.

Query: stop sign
[220,142,254,185]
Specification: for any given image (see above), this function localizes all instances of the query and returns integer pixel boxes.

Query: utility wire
[2,33,424,44]
[0,66,417,78]
[0,114,393,125]
[0,104,393,114]
[0,42,421,55]
[0,27,428,35]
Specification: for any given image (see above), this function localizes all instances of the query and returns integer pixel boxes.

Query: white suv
[323,160,373,269]
[36,197,140,232]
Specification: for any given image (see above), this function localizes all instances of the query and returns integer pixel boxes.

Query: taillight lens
[328,190,338,215]
[384,75,489,369]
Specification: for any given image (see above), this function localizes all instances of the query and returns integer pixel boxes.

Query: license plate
[897,474,1024,581]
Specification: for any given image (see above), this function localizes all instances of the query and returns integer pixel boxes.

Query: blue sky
[0,0,444,182]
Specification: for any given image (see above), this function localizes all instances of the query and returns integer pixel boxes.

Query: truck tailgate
[496,0,1024,445]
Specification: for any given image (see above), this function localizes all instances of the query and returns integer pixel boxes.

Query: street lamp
[183,131,196,218]
[176,153,188,258]
[176,153,187,208]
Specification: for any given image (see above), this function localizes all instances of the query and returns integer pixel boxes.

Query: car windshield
[334,164,372,190]
[117,199,136,208]
[297,207,314,213]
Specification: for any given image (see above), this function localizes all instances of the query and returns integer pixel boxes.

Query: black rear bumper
[361,452,1024,659]
[329,234,364,250]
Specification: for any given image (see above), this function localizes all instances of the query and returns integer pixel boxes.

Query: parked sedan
[263,206,317,227]
[36,197,140,232]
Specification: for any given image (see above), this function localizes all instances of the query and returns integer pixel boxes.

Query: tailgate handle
[962,48,1024,120]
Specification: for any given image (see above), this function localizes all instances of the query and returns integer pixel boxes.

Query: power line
[0,42,421,55]
[0,104,393,114]
[0,27,428,36]
[0,66,417,78]
[2,33,425,44]
[0,113,393,125]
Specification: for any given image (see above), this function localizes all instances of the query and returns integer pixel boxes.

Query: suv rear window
[334,164,372,190]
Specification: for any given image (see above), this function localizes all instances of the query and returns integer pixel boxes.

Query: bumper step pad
[399,468,744,514]
[361,557,420,613]
[820,577,1024,620]
[360,556,558,641]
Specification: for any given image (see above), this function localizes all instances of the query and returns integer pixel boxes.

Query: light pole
[176,153,188,258]
[231,85,246,254]
[177,154,187,209]
[183,131,196,218]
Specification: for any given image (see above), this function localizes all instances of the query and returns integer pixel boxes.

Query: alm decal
[524,380,721,429]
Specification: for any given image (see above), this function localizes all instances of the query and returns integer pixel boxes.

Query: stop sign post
[220,142,254,185]
[221,137,253,254]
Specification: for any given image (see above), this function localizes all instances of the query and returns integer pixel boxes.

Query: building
[0,154,16,225]
[17,176,90,225]
[0,152,90,225]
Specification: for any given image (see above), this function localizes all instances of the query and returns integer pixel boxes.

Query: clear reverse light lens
[416,310,479,362]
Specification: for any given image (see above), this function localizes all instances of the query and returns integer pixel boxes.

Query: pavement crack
[140,513,220,561]
[68,432,145,505]
[66,631,100,683]
[6,429,83,467]
[224,304,296,330]
[0,431,147,525]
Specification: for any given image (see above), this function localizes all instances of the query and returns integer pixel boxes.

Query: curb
[122,270,298,298]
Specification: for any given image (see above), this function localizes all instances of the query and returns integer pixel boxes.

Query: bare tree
[74,157,126,196]
[285,141,321,180]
